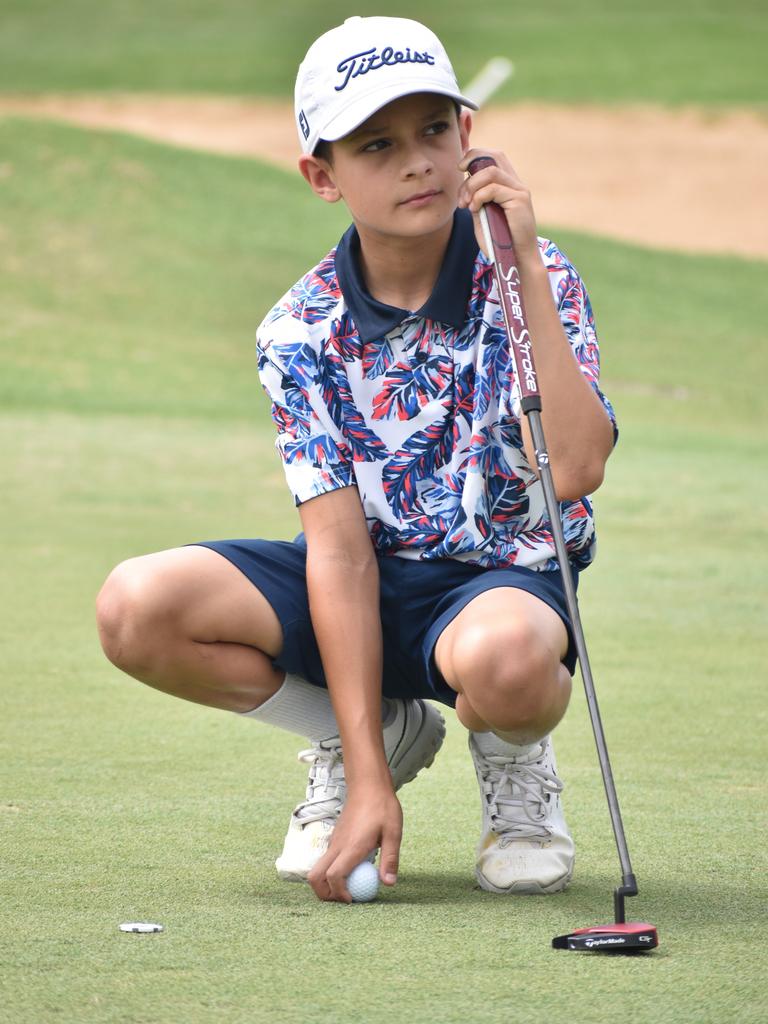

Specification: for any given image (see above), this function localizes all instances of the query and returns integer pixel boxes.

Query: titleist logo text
[335,46,435,92]
[500,264,537,393]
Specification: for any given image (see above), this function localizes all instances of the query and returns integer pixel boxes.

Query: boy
[96,16,616,904]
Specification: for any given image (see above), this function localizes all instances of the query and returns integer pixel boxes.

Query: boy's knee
[449,618,558,726]
[96,558,168,675]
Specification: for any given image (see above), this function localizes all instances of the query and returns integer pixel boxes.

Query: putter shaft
[527,410,636,922]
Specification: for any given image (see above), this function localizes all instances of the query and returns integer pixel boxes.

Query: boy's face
[302,92,471,240]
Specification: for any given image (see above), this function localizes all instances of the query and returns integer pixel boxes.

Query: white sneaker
[275,699,446,881]
[469,733,574,894]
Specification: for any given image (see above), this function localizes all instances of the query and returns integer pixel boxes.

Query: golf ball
[346,860,380,903]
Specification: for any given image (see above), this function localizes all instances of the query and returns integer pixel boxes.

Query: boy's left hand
[458,149,541,266]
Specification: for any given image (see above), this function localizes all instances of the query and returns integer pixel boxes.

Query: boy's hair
[313,139,334,164]
[295,15,476,157]
[312,100,462,165]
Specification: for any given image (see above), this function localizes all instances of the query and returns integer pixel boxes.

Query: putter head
[552,922,658,953]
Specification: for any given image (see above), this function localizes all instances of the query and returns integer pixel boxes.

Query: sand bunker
[1,94,765,258]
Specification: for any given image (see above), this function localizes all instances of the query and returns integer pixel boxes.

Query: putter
[467,156,658,954]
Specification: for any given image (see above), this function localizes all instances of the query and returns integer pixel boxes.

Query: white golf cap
[295,16,478,155]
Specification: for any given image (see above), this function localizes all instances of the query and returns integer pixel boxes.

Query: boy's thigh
[433,586,568,691]
[107,543,284,655]
[193,538,323,683]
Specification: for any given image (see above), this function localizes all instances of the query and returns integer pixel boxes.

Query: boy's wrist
[344,760,395,792]
[516,246,545,278]
[338,728,393,788]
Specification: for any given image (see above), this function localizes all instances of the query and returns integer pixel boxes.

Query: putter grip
[467,156,542,408]
[467,156,516,255]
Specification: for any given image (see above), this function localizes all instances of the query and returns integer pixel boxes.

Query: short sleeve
[547,246,618,444]
[256,332,354,507]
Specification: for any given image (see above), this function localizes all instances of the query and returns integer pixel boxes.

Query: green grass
[1,120,767,1023]
[0,0,766,105]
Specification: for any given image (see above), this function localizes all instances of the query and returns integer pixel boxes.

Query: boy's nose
[402,151,434,179]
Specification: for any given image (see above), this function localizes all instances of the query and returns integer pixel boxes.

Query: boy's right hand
[307,783,403,902]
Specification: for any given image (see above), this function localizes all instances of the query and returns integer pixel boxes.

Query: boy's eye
[361,138,390,153]
[425,120,450,136]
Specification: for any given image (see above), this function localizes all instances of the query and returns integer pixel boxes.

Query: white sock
[242,673,394,742]
[471,730,544,757]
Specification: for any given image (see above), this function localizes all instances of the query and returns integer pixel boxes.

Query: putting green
[1,118,765,1023]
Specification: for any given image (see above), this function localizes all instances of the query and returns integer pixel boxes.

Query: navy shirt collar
[335,209,479,344]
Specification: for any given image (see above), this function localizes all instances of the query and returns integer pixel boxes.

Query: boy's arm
[298,484,402,903]
[512,260,614,499]
[459,149,615,501]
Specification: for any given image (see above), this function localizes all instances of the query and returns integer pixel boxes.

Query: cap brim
[319,83,479,144]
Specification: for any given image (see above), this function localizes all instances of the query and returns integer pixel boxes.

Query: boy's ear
[459,110,472,153]
[298,154,342,203]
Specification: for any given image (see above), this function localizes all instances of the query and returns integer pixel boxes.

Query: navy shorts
[195,536,579,707]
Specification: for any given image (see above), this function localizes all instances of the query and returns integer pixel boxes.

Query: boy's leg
[433,586,574,894]
[96,543,444,879]
[434,587,571,742]
[97,545,286,712]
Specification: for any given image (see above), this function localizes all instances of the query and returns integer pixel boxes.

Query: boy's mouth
[399,189,441,207]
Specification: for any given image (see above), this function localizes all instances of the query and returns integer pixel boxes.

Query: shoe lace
[293,741,346,826]
[479,742,562,843]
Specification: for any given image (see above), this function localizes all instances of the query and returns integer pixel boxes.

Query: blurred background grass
[0,0,766,104]
[1,2,766,1022]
